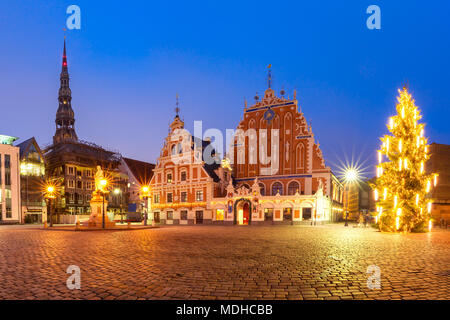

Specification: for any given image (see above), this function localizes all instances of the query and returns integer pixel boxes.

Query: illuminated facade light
[383,188,387,200]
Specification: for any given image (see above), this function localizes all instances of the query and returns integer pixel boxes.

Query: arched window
[272,182,283,195]
[171,145,177,155]
[242,184,250,190]
[296,144,305,169]
[259,183,266,196]
[288,181,300,195]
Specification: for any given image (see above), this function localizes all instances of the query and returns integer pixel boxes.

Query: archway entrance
[234,199,252,225]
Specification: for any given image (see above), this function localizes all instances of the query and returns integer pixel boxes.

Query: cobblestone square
[0,224,449,300]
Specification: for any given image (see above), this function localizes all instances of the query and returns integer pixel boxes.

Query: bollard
[44,221,48,229]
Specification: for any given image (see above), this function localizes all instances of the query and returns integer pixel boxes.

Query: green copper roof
[0,135,19,145]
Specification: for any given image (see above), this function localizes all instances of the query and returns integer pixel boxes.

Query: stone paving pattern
[0,224,449,300]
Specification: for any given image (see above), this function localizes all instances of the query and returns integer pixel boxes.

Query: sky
[1,0,449,177]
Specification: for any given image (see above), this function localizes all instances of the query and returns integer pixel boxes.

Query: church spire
[53,38,78,144]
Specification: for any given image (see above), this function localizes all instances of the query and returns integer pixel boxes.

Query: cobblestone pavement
[0,224,449,300]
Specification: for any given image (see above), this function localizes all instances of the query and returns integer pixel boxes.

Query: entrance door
[242,203,250,225]
[195,211,203,224]
[154,212,160,223]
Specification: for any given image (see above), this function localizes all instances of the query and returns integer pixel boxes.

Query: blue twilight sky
[1,0,449,176]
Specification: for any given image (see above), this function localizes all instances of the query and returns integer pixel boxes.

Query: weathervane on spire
[175,93,180,116]
[267,64,272,89]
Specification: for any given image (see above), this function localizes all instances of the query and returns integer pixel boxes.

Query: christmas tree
[372,88,437,233]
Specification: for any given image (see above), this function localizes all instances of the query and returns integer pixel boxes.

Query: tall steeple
[53,38,78,144]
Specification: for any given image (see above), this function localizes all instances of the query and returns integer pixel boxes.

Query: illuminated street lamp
[44,185,56,227]
[141,185,150,226]
[100,178,108,229]
[343,167,359,227]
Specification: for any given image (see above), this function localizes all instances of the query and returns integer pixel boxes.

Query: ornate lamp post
[141,186,150,226]
[44,185,56,227]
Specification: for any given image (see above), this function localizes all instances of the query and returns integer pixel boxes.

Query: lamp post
[100,179,108,229]
[344,168,358,227]
[142,186,150,226]
[45,186,56,227]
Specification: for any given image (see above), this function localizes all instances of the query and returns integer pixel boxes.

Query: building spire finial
[175,93,180,117]
[267,64,272,89]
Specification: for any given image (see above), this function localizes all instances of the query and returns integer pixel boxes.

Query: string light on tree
[371,88,437,232]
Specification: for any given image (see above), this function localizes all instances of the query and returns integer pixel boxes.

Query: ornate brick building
[149,109,232,224]
[227,70,344,223]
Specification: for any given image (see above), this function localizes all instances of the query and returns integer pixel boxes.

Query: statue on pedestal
[82,166,116,228]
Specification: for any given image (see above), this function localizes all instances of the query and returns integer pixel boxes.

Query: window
[69,193,75,203]
[259,183,265,196]
[167,211,173,220]
[85,170,91,177]
[77,170,82,176]
[272,182,283,195]
[180,171,187,181]
[68,167,74,175]
[4,155,11,186]
[264,208,273,221]
[86,181,92,190]
[180,210,188,220]
[288,181,300,195]
[181,191,187,202]
[196,190,203,202]
[68,180,74,188]
[77,181,82,189]
[154,194,160,204]
[167,193,173,203]
[283,208,292,221]
[167,173,173,183]
[216,209,224,221]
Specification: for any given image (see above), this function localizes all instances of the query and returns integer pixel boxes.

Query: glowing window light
[420,129,424,137]
[396,216,400,230]
[383,188,387,200]
[386,138,390,152]
[378,151,382,164]
[426,180,431,193]
[434,174,438,187]
[428,220,432,232]
[374,189,379,201]
[394,195,398,208]
[425,146,428,153]
[420,162,424,173]
[404,158,408,169]
[416,136,420,148]
[398,158,402,170]
[401,106,405,118]
[428,202,432,213]
[415,194,419,206]
[389,118,394,130]
[398,139,402,153]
